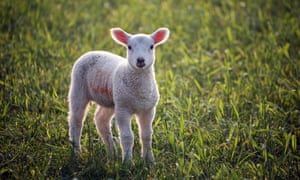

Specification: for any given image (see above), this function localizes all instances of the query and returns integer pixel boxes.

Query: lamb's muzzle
[136,57,146,68]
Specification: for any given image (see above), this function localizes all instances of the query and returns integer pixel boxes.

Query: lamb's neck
[124,62,154,75]
[121,65,156,88]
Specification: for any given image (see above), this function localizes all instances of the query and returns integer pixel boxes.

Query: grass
[1,0,299,179]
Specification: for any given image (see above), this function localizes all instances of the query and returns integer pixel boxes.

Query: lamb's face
[111,27,169,71]
[126,35,155,70]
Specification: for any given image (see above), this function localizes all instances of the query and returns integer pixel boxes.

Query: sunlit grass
[1,0,299,179]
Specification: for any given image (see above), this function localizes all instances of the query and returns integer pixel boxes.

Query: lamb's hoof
[70,142,82,157]
[146,160,156,167]
[107,151,119,162]
[143,152,155,166]
[107,141,119,161]
[74,147,82,156]
[122,158,134,168]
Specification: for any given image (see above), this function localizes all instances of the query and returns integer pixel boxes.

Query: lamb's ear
[111,28,131,46]
[151,28,170,46]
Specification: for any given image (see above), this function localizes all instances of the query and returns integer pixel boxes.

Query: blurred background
[1,0,299,179]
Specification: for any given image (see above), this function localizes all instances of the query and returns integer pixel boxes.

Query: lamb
[68,27,169,163]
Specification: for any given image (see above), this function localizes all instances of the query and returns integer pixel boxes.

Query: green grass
[1,0,299,179]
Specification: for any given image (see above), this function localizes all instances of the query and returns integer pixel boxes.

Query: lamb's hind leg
[136,108,156,163]
[68,94,89,151]
[94,106,115,157]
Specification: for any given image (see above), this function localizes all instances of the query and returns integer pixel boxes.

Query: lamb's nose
[137,57,145,63]
[136,57,145,68]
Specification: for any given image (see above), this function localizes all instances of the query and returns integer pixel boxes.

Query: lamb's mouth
[136,61,146,68]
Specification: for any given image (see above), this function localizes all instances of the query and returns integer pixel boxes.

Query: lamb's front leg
[136,108,156,163]
[115,109,134,162]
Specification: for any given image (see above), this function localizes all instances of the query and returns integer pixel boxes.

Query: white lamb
[68,27,169,163]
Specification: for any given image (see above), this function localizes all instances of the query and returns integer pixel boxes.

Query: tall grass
[1,0,299,179]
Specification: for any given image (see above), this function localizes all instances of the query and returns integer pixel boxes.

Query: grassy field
[1,0,299,179]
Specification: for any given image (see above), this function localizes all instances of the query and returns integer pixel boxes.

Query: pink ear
[152,28,169,45]
[112,29,128,44]
[154,31,166,44]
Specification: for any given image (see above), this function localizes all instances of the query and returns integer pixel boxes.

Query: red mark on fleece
[91,72,112,97]
[100,74,112,97]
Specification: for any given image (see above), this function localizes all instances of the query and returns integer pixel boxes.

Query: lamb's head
[111,28,169,71]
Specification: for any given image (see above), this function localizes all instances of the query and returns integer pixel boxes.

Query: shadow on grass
[60,147,151,179]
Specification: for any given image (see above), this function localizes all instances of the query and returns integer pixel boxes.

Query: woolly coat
[70,51,159,114]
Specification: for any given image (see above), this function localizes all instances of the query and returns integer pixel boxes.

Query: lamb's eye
[128,45,132,50]
[150,45,154,50]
